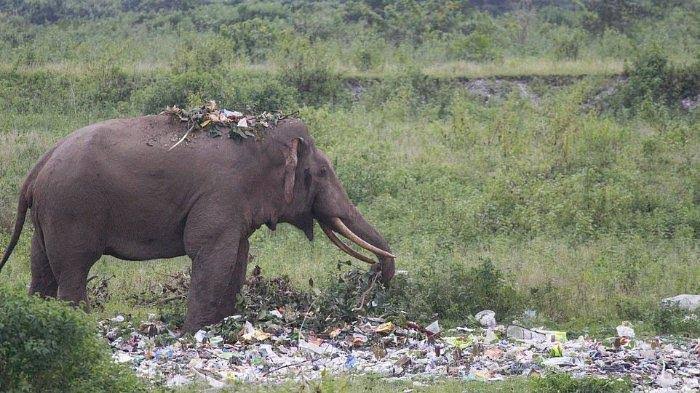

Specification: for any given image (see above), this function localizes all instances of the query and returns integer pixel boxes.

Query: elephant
[0,115,395,332]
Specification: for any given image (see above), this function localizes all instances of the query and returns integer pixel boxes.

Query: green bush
[274,36,348,107]
[369,258,524,326]
[296,258,523,328]
[130,70,297,114]
[651,306,700,337]
[613,46,699,114]
[416,258,523,324]
[450,31,502,62]
[552,27,586,60]
[220,19,285,63]
[351,37,385,72]
[531,373,632,393]
[0,287,145,392]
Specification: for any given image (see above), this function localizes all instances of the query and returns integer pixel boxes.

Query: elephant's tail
[0,187,29,273]
[0,143,58,273]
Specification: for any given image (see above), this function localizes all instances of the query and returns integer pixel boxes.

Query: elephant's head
[265,120,396,283]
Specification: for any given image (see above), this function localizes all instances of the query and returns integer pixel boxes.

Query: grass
[0,56,626,80]
[178,375,533,393]
[174,374,632,393]
[1,68,697,332]
[421,58,625,79]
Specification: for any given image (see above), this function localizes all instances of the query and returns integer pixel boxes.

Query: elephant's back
[57,114,183,153]
[33,115,199,205]
[30,115,208,232]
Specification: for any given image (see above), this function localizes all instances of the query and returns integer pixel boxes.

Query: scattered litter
[100,312,700,390]
[443,336,473,349]
[542,356,574,367]
[475,310,496,328]
[99,269,700,390]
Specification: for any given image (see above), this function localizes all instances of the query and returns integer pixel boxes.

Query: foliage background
[0,0,698,346]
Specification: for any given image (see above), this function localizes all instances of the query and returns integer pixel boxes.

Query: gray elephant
[0,115,395,332]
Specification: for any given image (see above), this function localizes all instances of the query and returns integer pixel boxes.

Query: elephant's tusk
[320,223,376,264]
[330,217,396,259]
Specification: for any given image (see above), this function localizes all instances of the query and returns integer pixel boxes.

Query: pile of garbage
[161,101,294,149]
[100,308,700,391]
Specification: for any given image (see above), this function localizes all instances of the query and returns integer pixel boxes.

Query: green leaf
[229,128,248,140]
[209,127,222,138]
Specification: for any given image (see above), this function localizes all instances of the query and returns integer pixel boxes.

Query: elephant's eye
[318,167,327,177]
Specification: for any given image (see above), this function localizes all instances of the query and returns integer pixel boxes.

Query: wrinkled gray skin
[0,115,395,332]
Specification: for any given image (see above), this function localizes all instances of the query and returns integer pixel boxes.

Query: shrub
[0,287,145,392]
[131,70,298,114]
[651,306,700,337]
[130,71,219,114]
[351,37,385,72]
[450,31,502,62]
[613,46,699,113]
[274,36,348,107]
[170,36,230,74]
[363,258,524,326]
[416,258,523,324]
[220,19,285,63]
[552,28,586,60]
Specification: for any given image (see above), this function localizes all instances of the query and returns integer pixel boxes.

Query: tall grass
[0,57,697,328]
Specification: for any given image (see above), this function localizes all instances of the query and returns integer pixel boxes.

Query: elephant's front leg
[182,231,248,332]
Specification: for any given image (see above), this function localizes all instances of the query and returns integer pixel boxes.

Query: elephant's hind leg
[43,227,102,307]
[28,230,57,298]
[52,251,100,307]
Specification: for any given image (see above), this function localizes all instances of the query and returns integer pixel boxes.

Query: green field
[0,1,698,391]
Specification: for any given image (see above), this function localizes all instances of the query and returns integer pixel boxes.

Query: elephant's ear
[283,137,303,204]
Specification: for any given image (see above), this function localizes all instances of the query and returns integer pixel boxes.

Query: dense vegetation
[0,288,145,392]
[0,5,698,389]
[0,0,697,75]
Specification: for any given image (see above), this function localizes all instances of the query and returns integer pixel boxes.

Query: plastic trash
[538,330,567,342]
[661,294,700,311]
[475,310,496,328]
[506,325,547,341]
[299,339,336,355]
[425,320,441,335]
[443,336,474,349]
[374,322,394,334]
[98,311,700,389]
[166,374,190,387]
[194,330,207,343]
[542,357,574,367]
[616,323,635,338]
